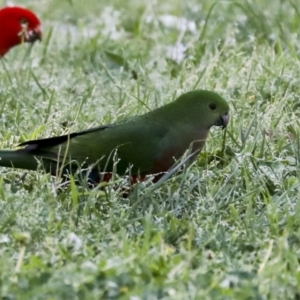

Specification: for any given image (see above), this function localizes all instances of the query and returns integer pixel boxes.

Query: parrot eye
[209,103,217,110]
[20,18,29,27]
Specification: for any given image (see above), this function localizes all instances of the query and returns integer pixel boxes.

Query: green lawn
[1,0,300,298]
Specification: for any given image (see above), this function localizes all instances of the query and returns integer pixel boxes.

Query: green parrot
[0,90,229,184]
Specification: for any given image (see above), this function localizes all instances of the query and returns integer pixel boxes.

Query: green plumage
[0,90,229,182]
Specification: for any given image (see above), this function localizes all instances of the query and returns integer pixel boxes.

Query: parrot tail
[0,150,43,171]
[0,150,97,181]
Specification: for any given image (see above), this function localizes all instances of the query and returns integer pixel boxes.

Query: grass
[1,0,300,298]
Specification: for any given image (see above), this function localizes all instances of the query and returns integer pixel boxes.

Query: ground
[0,0,300,299]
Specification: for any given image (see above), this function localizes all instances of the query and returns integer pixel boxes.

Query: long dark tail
[0,150,45,171]
[0,149,91,180]
[0,150,103,185]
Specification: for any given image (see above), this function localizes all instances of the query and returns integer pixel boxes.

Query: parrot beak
[27,26,42,43]
[20,24,42,44]
[214,112,229,129]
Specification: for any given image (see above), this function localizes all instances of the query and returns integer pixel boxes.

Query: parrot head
[173,90,230,130]
[0,6,42,57]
